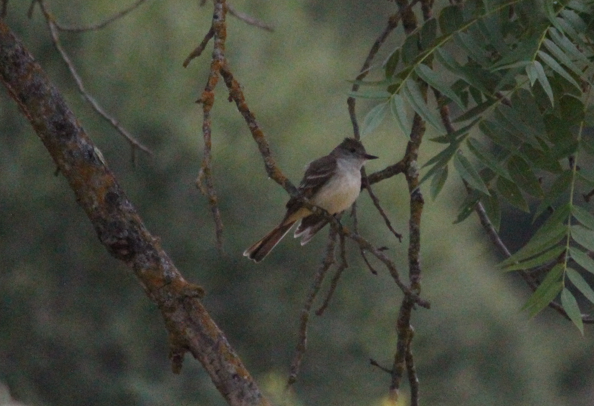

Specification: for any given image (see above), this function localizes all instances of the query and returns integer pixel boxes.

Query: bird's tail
[243,220,296,262]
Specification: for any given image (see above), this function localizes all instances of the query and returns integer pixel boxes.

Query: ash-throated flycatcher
[244,138,377,262]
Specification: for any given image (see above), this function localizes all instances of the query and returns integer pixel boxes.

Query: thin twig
[287,226,338,388]
[370,358,393,374]
[366,160,407,185]
[183,27,215,67]
[195,0,227,251]
[220,65,296,195]
[316,231,348,315]
[344,228,429,309]
[227,3,274,32]
[352,203,379,275]
[53,0,148,32]
[362,168,403,242]
[38,1,152,156]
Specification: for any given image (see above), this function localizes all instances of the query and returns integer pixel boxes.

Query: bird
[243,138,378,262]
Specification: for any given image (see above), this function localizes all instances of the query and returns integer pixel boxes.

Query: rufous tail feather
[243,221,296,262]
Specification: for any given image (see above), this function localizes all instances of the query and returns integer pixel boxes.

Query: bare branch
[52,0,149,32]
[227,3,274,32]
[193,0,228,250]
[183,27,214,67]
[362,168,403,242]
[370,358,392,374]
[287,226,338,388]
[316,231,348,315]
[37,1,152,156]
[366,160,407,185]
[0,20,272,406]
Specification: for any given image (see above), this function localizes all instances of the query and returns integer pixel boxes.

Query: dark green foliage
[3,1,594,406]
[351,0,594,330]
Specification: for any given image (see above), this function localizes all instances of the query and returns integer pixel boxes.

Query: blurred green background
[1,1,593,405]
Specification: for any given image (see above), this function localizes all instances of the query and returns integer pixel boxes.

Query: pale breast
[310,160,362,214]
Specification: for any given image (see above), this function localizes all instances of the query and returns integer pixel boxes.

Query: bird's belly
[311,172,361,214]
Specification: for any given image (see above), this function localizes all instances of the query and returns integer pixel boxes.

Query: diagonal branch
[0,19,271,406]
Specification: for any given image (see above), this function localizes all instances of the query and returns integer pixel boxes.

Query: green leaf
[569,247,594,275]
[502,245,565,272]
[454,32,489,67]
[507,155,544,198]
[533,61,555,107]
[439,5,463,35]
[430,165,448,200]
[480,190,501,232]
[533,170,573,220]
[423,143,459,169]
[566,268,594,304]
[560,9,587,35]
[492,31,540,71]
[435,47,461,73]
[542,38,587,81]
[361,102,389,137]
[499,221,566,268]
[535,203,571,238]
[479,120,519,152]
[572,205,594,230]
[420,18,437,50]
[390,94,411,138]
[467,138,511,180]
[549,28,589,66]
[512,89,547,136]
[561,288,584,334]
[537,50,581,91]
[496,105,543,149]
[420,144,459,186]
[453,153,490,195]
[558,95,585,126]
[385,49,400,79]
[522,264,563,317]
[453,190,481,225]
[403,79,446,133]
[520,144,563,174]
[571,225,594,251]
[526,63,538,86]
[402,32,421,65]
[567,0,592,13]
[415,64,464,108]
[453,99,495,123]
[496,176,529,212]
[347,90,391,99]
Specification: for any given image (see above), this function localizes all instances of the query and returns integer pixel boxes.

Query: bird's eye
[349,148,356,153]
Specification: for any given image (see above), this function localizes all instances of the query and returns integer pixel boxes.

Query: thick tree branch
[0,19,270,406]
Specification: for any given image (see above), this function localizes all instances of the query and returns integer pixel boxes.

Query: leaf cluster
[352,0,594,330]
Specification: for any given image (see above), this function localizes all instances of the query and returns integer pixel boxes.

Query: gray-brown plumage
[244,138,377,262]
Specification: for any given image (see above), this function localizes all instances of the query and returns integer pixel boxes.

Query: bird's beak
[364,153,378,160]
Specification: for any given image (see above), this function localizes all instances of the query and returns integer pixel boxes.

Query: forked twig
[287,226,338,388]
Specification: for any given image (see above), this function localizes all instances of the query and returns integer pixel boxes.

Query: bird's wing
[286,155,337,211]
